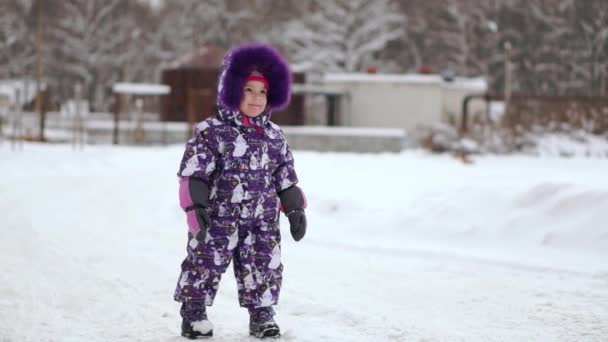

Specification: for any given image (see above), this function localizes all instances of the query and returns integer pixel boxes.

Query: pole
[35,0,46,142]
[134,98,144,144]
[73,83,84,150]
[112,93,120,145]
[504,41,512,114]
[0,102,4,146]
[12,89,24,151]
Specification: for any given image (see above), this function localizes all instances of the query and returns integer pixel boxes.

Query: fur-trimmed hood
[217,44,292,113]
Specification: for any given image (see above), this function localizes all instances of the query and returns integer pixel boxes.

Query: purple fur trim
[219,44,292,111]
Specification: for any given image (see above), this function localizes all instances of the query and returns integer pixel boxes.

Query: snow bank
[529,132,608,158]
[296,151,608,272]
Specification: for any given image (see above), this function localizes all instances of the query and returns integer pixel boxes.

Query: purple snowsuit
[174,99,298,307]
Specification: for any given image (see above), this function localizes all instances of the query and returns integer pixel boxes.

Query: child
[174,44,307,339]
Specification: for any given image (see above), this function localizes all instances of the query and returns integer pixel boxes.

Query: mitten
[179,177,211,242]
[278,186,307,241]
[287,209,306,241]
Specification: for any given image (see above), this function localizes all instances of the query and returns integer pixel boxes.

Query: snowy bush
[417,120,608,158]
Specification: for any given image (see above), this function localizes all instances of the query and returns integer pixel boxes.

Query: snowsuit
[174,105,298,308]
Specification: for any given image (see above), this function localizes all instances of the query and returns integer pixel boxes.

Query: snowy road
[283,242,608,341]
[1,144,607,341]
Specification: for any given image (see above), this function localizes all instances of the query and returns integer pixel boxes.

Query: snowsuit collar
[216,105,270,134]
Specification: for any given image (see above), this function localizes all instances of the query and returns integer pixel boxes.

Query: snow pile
[298,150,608,270]
[528,132,608,158]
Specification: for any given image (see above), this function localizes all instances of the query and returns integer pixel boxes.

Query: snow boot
[248,306,280,339]
[180,302,213,339]
[249,320,280,339]
[181,318,213,339]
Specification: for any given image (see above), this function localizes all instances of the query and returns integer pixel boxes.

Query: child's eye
[244,87,252,93]
[260,89,267,94]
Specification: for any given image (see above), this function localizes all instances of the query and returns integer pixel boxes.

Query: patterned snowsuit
[174,105,298,308]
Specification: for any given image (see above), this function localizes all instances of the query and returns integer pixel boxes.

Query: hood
[217,44,292,117]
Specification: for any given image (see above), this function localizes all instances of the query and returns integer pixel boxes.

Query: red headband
[246,75,269,90]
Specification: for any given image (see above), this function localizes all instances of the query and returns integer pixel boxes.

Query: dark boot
[180,302,213,339]
[181,319,213,339]
[248,306,280,339]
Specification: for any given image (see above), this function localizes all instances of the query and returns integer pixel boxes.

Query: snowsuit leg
[174,221,237,305]
[233,216,283,308]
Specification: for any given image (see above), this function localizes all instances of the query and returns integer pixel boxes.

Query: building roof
[113,82,170,95]
[323,73,487,92]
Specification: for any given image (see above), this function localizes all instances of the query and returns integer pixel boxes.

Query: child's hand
[287,209,306,241]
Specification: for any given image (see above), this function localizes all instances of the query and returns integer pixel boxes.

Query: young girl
[174,44,307,339]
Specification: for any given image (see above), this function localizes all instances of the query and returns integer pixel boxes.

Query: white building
[318,73,488,132]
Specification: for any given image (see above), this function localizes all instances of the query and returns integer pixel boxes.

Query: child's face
[239,80,268,118]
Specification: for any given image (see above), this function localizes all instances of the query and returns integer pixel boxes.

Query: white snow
[190,320,213,334]
[1,144,607,341]
[489,100,505,122]
[441,77,488,92]
[0,79,38,104]
[530,132,608,158]
[112,83,171,95]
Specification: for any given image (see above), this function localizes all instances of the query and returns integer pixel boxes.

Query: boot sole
[181,331,213,339]
[250,326,281,339]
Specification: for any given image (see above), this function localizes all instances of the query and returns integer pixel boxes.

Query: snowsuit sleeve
[272,136,299,193]
[177,121,220,187]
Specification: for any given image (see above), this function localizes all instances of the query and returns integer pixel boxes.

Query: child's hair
[218,44,292,112]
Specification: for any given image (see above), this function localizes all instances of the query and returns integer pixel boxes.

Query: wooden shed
[161,46,305,126]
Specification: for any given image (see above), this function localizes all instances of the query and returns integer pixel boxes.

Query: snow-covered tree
[152,0,253,66]
[393,0,506,77]
[262,0,405,73]
[52,0,136,110]
[0,0,36,78]
[109,2,158,83]
[566,0,608,95]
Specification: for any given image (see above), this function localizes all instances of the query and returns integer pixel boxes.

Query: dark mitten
[287,209,306,241]
[191,207,211,241]
[278,186,307,241]
[182,178,211,242]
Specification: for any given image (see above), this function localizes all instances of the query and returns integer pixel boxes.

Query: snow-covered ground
[1,143,607,341]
